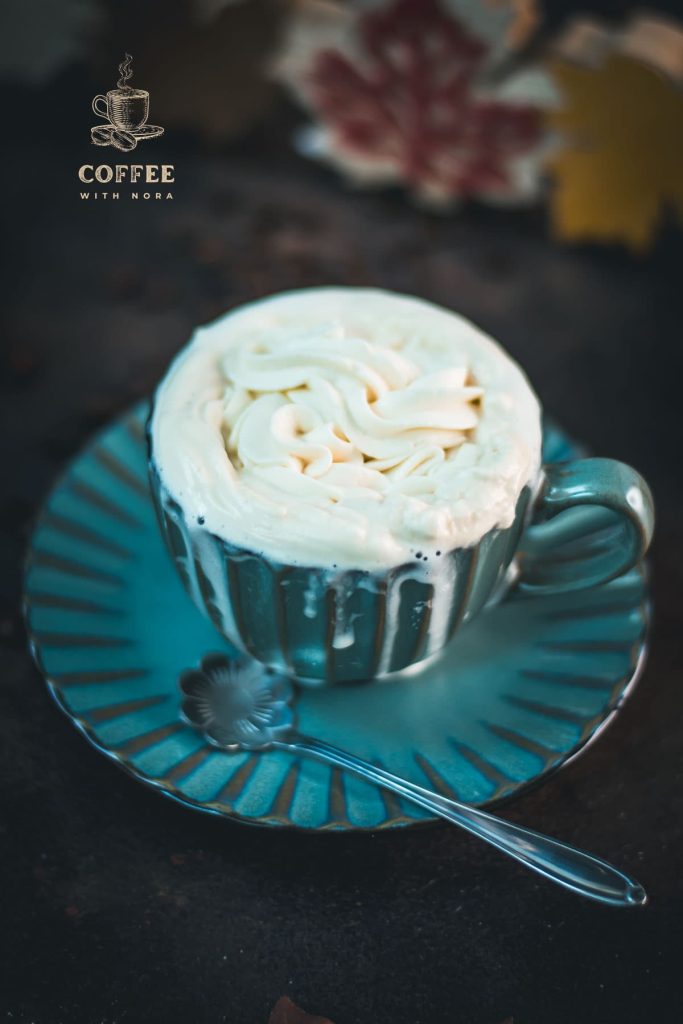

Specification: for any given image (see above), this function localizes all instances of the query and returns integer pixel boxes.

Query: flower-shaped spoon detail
[180,654,646,908]
[180,654,295,749]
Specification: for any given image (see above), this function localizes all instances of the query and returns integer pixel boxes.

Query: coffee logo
[91,54,164,152]
[80,52,174,200]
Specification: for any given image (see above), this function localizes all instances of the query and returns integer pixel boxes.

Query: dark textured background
[2,10,683,1021]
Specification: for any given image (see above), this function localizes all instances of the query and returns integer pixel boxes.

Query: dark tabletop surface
[2,78,683,1024]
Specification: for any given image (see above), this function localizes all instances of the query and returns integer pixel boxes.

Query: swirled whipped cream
[151,288,541,569]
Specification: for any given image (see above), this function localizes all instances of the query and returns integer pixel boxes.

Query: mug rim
[106,88,149,99]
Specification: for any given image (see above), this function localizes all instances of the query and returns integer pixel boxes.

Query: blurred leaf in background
[274,0,558,207]
[487,0,540,47]
[547,14,683,252]
[268,996,335,1024]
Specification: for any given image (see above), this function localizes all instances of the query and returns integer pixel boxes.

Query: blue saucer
[24,404,648,831]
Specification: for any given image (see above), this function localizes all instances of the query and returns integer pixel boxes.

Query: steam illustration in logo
[91,54,164,152]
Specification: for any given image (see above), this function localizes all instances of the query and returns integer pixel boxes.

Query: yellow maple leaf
[547,54,683,251]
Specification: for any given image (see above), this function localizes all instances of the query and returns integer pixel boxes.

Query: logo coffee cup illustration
[91,54,163,152]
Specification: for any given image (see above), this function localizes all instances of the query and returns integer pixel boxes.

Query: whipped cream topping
[151,288,541,569]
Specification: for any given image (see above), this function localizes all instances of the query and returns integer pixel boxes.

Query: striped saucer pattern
[24,404,648,831]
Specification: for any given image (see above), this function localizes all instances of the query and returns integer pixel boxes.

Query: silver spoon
[180,654,646,908]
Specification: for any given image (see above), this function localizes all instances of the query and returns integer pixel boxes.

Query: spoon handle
[282,734,646,907]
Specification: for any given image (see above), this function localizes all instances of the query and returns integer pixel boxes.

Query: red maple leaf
[268,995,335,1024]
[306,0,542,201]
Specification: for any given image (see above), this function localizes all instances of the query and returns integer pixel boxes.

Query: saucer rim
[89,124,164,138]
[126,124,164,138]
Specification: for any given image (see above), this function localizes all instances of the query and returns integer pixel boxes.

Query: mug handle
[517,458,654,595]
[92,95,109,119]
